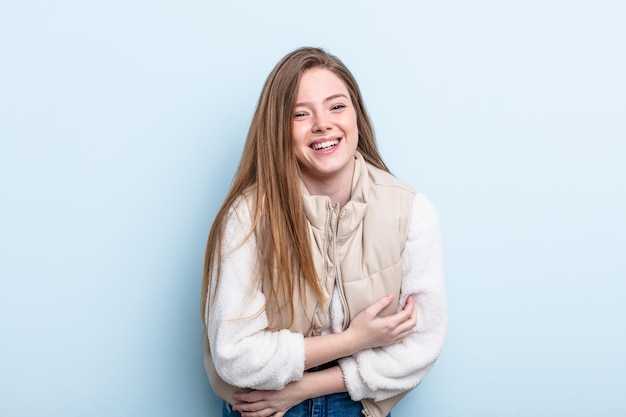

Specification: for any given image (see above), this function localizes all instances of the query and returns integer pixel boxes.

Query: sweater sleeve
[339,192,447,402]
[206,197,306,390]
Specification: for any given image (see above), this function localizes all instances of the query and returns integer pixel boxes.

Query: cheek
[291,125,308,147]
[347,112,358,133]
[348,118,359,140]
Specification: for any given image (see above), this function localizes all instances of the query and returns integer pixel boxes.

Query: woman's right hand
[345,295,417,351]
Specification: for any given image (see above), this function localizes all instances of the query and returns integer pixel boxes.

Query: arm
[340,193,448,402]
[207,199,306,390]
[232,367,346,417]
[231,297,417,415]
[207,198,418,391]
[229,297,417,416]
[303,294,416,370]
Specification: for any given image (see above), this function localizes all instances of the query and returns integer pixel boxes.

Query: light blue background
[1,1,624,416]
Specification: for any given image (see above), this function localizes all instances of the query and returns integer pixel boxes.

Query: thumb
[365,294,394,317]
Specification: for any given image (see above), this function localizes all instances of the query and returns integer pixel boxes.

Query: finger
[399,311,417,335]
[396,304,418,337]
[235,390,275,403]
[406,298,417,325]
[386,298,416,333]
[399,295,416,320]
[233,401,267,413]
[400,298,417,324]
[239,408,274,417]
[410,300,417,323]
[404,295,414,310]
[365,294,394,317]
[384,298,413,325]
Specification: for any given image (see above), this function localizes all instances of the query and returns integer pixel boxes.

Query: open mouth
[311,138,340,150]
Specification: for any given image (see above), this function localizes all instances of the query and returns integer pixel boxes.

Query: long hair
[201,47,389,337]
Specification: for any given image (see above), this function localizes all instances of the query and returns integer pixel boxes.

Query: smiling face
[292,68,359,188]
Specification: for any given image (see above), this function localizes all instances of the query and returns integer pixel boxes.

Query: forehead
[296,68,350,101]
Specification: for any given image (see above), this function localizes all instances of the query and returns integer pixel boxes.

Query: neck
[301,162,355,209]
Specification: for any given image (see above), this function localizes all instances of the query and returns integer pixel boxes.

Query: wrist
[293,374,316,402]
[303,367,347,397]
[339,327,363,355]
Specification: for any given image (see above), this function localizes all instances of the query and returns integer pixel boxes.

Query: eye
[294,110,307,119]
[331,104,346,111]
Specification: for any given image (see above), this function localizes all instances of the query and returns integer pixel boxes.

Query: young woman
[202,47,447,417]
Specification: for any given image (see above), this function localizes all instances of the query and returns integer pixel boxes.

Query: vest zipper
[335,204,350,330]
[308,199,334,336]
[360,400,373,416]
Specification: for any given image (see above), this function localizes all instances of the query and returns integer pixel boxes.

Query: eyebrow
[295,93,349,107]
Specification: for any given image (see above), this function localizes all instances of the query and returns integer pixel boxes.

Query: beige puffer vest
[205,153,416,417]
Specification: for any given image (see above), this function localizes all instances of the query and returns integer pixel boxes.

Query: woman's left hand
[232,382,304,417]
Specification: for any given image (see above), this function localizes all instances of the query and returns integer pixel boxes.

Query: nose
[312,113,332,132]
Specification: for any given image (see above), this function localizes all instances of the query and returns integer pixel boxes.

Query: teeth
[312,139,339,150]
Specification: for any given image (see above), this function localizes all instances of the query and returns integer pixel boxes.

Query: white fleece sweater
[206,192,447,400]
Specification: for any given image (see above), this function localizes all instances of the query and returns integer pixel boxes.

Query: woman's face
[292,68,359,187]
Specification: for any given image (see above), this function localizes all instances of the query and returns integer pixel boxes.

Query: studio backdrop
[1,1,624,416]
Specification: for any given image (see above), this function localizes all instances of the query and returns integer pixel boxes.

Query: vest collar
[301,152,370,235]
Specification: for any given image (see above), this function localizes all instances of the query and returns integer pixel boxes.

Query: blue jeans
[222,392,389,417]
